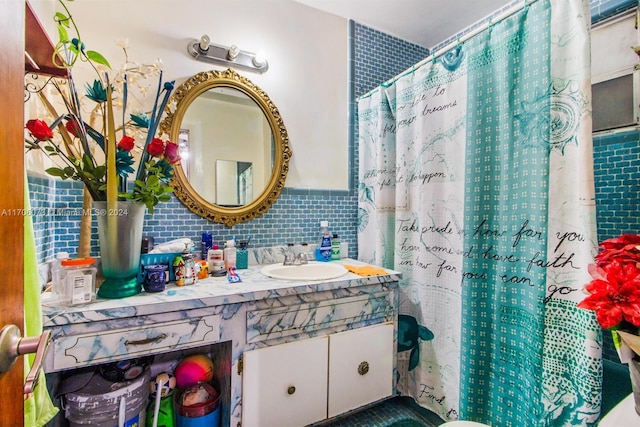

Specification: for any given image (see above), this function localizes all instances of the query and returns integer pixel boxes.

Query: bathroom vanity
[41,259,400,426]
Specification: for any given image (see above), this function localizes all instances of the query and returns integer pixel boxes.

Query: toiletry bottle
[224,240,237,270]
[331,233,341,260]
[201,232,212,260]
[207,244,223,271]
[316,221,332,262]
[50,251,69,303]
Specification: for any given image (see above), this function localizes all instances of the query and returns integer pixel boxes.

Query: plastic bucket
[64,369,150,427]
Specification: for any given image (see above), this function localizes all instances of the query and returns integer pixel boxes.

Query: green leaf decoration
[54,12,70,28]
[129,113,150,128]
[86,50,111,69]
[115,150,135,176]
[93,166,106,180]
[85,80,107,103]
[82,153,94,171]
[57,24,69,44]
[46,167,66,178]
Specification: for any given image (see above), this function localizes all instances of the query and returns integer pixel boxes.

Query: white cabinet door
[327,322,394,418]
[242,336,329,427]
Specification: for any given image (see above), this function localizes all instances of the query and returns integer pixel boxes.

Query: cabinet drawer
[246,291,394,344]
[51,314,221,371]
[242,336,329,427]
[328,322,394,417]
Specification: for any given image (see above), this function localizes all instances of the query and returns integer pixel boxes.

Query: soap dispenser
[316,221,332,262]
[224,240,237,270]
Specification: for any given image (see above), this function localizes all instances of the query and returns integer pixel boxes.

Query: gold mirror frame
[160,69,291,227]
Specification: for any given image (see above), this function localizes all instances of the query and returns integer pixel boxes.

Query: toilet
[442,421,491,426]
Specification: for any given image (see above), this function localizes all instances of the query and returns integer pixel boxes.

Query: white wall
[28,0,349,191]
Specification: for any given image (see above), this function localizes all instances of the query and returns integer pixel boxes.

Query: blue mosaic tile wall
[352,24,430,98]
[26,174,56,264]
[593,129,640,363]
[26,178,360,260]
[28,22,428,267]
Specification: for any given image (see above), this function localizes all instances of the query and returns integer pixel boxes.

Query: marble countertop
[41,259,401,328]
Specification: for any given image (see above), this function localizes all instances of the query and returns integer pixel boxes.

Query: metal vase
[94,201,146,299]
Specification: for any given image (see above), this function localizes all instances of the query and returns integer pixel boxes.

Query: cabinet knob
[287,385,296,395]
[358,361,369,375]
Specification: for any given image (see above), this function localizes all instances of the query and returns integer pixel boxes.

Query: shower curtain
[357,0,601,425]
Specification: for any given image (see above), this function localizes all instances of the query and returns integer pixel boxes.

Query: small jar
[60,257,96,305]
[143,264,168,293]
[210,259,226,277]
[182,253,197,285]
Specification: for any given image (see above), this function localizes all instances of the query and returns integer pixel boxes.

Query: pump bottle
[316,221,332,261]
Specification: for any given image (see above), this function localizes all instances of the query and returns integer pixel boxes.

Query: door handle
[0,324,51,396]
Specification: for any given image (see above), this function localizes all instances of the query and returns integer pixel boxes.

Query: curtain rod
[358,0,538,100]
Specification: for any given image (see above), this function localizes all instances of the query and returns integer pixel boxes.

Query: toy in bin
[98,356,153,382]
[173,354,219,427]
[174,354,214,388]
[147,372,177,427]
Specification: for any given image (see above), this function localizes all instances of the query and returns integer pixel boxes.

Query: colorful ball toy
[150,372,176,399]
[174,354,214,388]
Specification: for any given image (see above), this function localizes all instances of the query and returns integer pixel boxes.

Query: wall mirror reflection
[216,160,253,207]
[160,68,291,226]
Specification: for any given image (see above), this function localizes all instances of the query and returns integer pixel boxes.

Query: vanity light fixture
[187,34,269,73]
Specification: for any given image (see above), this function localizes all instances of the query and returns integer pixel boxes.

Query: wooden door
[0,0,27,424]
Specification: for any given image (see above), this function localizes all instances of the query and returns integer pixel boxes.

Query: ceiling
[294,0,514,48]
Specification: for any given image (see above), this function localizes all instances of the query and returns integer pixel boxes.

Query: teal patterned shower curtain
[357,0,602,425]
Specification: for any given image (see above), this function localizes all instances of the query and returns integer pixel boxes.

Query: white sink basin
[260,262,348,281]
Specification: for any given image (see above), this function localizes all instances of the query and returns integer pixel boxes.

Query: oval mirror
[160,69,291,226]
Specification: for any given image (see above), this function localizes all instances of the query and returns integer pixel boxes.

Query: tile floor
[317,397,443,427]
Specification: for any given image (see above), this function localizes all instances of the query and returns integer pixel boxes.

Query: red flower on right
[578,234,640,331]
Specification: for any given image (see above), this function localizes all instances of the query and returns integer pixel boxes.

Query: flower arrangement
[578,234,640,360]
[24,0,177,213]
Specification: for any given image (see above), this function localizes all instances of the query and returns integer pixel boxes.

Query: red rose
[64,118,82,138]
[164,141,181,164]
[146,137,165,157]
[25,119,53,140]
[117,135,135,151]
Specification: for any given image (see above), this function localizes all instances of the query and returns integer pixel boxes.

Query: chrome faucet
[283,252,308,266]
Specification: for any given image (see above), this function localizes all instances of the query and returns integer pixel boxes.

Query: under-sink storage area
[41,260,400,426]
[47,341,232,427]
